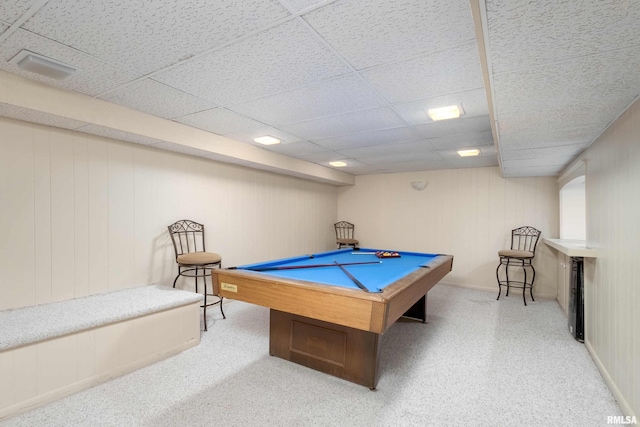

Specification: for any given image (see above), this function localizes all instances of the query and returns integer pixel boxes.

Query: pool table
[212,248,454,389]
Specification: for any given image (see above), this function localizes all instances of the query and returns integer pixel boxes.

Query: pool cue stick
[246,261,381,272]
[333,260,370,292]
[351,252,376,255]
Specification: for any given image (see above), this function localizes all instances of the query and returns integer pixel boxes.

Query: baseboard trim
[585,338,635,418]
[440,281,556,299]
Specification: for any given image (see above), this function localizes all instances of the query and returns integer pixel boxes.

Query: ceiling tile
[154,19,351,106]
[491,41,640,167]
[337,140,436,159]
[415,116,492,139]
[498,125,602,150]
[428,132,494,150]
[496,106,618,137]
[302,0,476,69]
[362,42,484,104]
[329,163,382,175]
[500,144,589,161]
[0,29,138,95]
[313,126,424,150]
[175,108,265,136]
[323,161,375,174]
[99,79,217,119]
[446,155,499,169]
[377,159,454,173]
[280,107,407,140]
[0,0,40,24]
[21,0,292,75]
[493,48,640,121]
[393,89,489,126]
[503,156,573,171]
[487,0,640,74]
[502,163,566,177]
[294,150,346,163]
[260,140,325,156]
[5,0,635,179]
[283,0,334,14]
[228,73,386,125]
[504,156,574,168]
[438,145,497,159]
[357,149,444,166]
[225,127,306,146]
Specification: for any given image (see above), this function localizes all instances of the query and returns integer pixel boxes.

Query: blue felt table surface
[236,248,439,293]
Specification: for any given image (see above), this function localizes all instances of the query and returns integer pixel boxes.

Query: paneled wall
[337,167,559,296]
[0,117,337,311]
[577,98,640,417]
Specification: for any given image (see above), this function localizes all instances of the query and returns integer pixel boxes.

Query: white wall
[560,176,586,240]
[572,98,640,417]
[337,167,558,296]
[0,117,338,311]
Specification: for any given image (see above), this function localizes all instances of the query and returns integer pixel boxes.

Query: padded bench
[0,285,203,421]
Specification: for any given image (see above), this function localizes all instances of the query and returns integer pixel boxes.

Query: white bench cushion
[0,285,203,351]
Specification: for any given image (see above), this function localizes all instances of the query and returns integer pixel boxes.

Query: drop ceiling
[1,0,639,179]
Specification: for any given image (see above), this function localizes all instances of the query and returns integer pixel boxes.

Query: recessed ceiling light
[427,105,462,121]
[253,136,280,145]
[329,161,347,167]
[10,50,76,80]
[457,149,480,157]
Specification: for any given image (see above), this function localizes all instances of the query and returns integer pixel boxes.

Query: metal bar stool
[496,226,541,306]
[168,219,225,331]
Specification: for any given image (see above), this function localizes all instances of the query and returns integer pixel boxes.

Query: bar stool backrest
[511,226,541,254]
[335,221,355,241]
[168,219,206,259]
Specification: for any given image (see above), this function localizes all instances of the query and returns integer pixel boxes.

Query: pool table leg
[401,294,427,323]
[269,310,381,389]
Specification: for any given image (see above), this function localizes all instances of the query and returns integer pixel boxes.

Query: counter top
[543,238,599,258]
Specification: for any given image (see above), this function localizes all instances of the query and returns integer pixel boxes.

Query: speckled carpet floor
[1,285,622,427]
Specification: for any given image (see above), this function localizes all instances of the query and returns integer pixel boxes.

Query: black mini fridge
[568,257,584,342]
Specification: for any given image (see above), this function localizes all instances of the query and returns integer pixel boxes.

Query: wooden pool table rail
[212,254,453,334]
